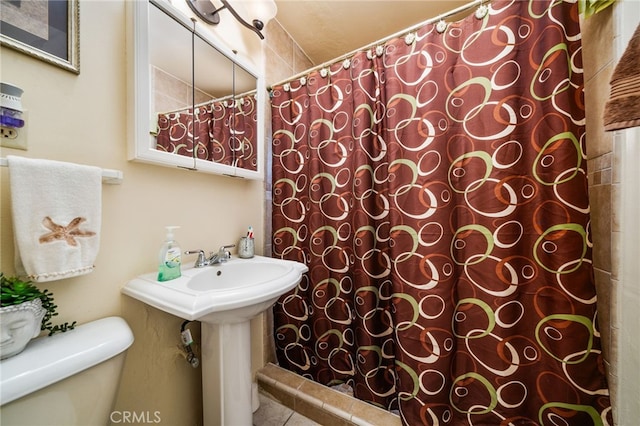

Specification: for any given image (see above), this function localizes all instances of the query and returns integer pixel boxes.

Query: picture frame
[0,0,80,74]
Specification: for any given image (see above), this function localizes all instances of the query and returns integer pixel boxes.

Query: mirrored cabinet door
[230,63,259,172]
[128,0,264,179]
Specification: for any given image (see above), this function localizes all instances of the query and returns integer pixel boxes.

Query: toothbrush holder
[238,236,255,258]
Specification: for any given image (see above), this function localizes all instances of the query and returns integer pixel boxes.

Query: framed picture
[0,0,79,74]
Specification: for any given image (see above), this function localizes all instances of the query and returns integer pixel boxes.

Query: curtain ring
[436,19,448,34]
[320,68,328,78]
[404,32,416,45]
[475,3,489,19]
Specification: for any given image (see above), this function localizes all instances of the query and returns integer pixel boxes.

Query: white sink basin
[122,255,308,425]
[122,255,308,323]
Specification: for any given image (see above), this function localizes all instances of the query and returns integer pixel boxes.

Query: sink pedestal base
[201,320,253,426]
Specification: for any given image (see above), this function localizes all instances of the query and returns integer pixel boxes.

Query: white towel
[7,156,102,282]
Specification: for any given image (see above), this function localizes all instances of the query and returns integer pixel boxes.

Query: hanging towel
[7,156,102,282]
[603,22,640,131]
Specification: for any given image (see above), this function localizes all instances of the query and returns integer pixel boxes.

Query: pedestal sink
[122,255,308,426]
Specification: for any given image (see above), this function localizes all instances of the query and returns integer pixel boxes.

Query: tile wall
[580,6,619,420]
[152,66,215,113]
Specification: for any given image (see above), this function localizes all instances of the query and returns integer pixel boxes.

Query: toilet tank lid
[0,316,134,405]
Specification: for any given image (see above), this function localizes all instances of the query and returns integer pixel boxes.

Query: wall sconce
[186,0,277,39]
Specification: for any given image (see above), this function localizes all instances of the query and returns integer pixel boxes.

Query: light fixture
[186,0,277,40]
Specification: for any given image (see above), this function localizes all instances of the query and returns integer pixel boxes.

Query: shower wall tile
[612,131,623,184]
[611,183,621,232]
[265,47,295,87]
[584,63,614,159]
[264,308,276,364]
[265,20,314,87]
[294,44,314,75]
[152,66,215,112]
[581,8,614,83]
[194,89,214,105]
[589,183,612,272]
[266,20,295,67]
[611,231,621,281]
[594,268,612,363]
[610,278,620,329]
[153,66,190,106]
[582,7,617,418]
[154,93,185,116]
[587,152,611,175]
[610,326,620,378]
[608,372,619,425]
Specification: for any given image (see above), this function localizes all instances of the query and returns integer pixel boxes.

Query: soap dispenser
[158,226,181,281]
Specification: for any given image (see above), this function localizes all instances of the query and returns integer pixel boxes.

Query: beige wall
[3,1,638,424]
[0,1,277,424]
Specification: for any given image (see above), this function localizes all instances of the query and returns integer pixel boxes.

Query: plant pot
[0,298,46,359]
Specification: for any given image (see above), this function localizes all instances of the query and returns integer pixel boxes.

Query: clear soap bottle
[157,226,181,281]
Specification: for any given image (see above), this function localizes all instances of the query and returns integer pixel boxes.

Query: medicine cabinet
[127,0,265,179]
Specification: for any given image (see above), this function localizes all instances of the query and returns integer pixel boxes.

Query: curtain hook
[436,19,448,34]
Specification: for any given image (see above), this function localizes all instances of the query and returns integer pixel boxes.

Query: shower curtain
[270,1,612,424]
[156,94,258,170]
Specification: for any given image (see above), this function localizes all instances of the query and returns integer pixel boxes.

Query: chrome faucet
[185,245,235,268]
[208,244,235,264]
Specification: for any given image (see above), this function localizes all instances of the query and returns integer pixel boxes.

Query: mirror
[127,0,264,179]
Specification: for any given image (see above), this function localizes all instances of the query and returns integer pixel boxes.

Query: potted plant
[0,273,76,359]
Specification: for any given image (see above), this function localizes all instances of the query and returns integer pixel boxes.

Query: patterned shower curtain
[270,1,612,424]
[156,94,258,170]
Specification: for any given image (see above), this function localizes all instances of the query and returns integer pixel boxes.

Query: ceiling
[272,0,476,65]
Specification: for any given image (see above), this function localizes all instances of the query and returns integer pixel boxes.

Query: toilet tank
[0,316,134,426]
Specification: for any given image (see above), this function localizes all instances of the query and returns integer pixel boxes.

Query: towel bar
[0,157,123,184]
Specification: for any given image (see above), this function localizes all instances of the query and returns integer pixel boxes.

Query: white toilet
[0,316,134,426]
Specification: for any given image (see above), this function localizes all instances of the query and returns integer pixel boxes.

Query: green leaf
[579,0,616,18]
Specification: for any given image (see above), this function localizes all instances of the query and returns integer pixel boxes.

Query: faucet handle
[185,250,207,268]
[218,244,235,261]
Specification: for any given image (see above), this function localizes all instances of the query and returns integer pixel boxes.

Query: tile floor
[253,392,320,426]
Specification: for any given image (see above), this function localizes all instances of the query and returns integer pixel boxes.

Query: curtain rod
[159,88,258,115]
[0,157,123,184]
[268,0,486,90]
